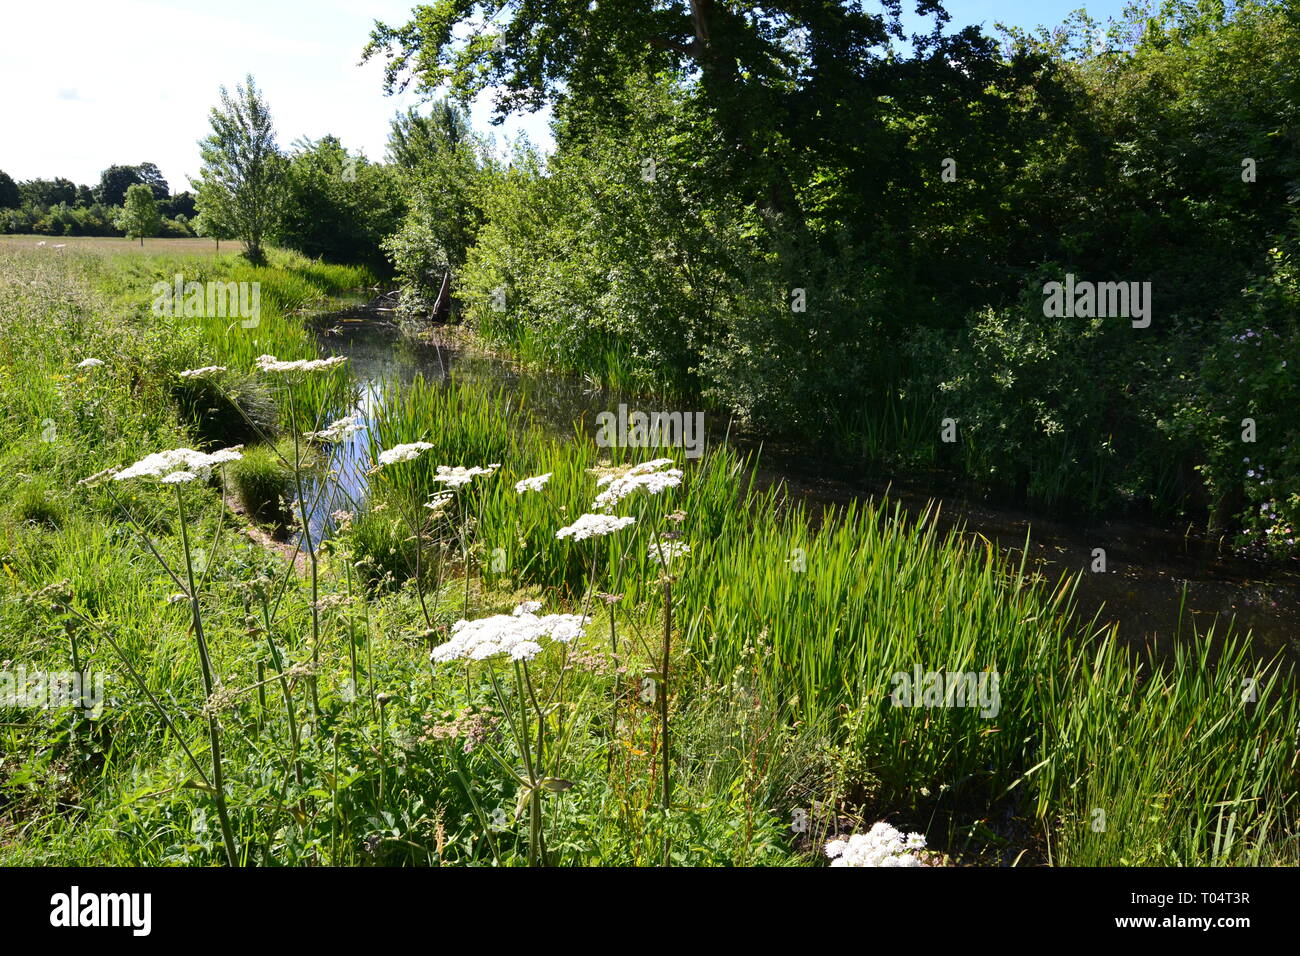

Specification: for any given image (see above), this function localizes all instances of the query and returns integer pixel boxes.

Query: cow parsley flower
[76,358,104,369]
[825,822,927,867]
[556,513,636,540]
[178,365,226,379]
[648,540,691,565]
[514,473,552,494]
[376,441,434,467]
[431,464,500,488]
[113,447,243,483]
[256,354,348,374]
[430,604,589,664]
[306,413,365,443]
[592,459,683,511]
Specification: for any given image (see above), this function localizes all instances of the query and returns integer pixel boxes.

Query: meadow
[0,243,1295,866]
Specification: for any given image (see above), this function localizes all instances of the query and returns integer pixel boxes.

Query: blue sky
[0,0,1133,193]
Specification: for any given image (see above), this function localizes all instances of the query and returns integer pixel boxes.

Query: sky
[0,0,1133,194]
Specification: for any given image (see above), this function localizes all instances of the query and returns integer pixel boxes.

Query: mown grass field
[0,235,227,256]
[0,244,1295,866]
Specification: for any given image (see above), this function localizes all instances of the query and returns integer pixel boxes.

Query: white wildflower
[255,353,348,374]
[178,365,226,379]
[431,464,500,488]
[592,459,683,511]
[648,540,691,565]
[430,606,589,664]
[76,358,104,369]
[376,442,433,467]
[306,413,365,443]
[112,447,243,484]
[556,513,636,541]
[423,493,454,513]
[825,822,927,868]
[508,641,544,661]
[514,473,552,494]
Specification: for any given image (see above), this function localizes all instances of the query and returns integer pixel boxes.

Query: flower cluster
[648,540,691,565]
[424,493,454,513]
[556,513,636,541]
[432,464,500,488]
[376,441,433,467]
[514,473,552,494]
[76,357,104,369]
[306,413,365,443]
[255,354,348,374]
[824,822,927,867]
[113,447,243,484]
[592,458,683,511]
[178,365,226,379]
[430,604,589,663]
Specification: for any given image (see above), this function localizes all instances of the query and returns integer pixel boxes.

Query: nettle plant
[422,457,689,865]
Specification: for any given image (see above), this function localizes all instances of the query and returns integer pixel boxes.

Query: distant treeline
[0,163,198,237]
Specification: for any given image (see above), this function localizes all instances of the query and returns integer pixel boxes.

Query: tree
[277,136,404,270]
[118,183,161,245]
[387,103,471,169]
[135,162,170,200]
[20,177,77,208]
[97,163,169,205]
[382,101,489,320]
[192,75,285,265]
[162,190,197,220]
[362,2,942,238]
[96,165,143,206]
[0,170,19,210]
[193,190,236,253]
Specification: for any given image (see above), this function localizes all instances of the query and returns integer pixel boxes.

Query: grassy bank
[0,246,1295,866]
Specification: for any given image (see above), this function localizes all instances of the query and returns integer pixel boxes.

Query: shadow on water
[306,302,1300,664]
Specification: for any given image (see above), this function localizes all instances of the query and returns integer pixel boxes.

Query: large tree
[20,177,77,208]
[0,170,19,210]
[277,136,404,270]
[362,1,948,236]
[192,75,285,265]
[97,163,170,205]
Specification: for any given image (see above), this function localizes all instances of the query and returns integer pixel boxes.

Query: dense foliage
[366,0,1300,556]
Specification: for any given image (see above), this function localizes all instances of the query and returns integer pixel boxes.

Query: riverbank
[328,308,1300,662]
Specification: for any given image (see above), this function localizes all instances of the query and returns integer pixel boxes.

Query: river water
[308,304,1300,664]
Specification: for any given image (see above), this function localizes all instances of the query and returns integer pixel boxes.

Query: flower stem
[176,483,239,867]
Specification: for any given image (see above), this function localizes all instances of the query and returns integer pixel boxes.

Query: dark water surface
[309,304,1300,663]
